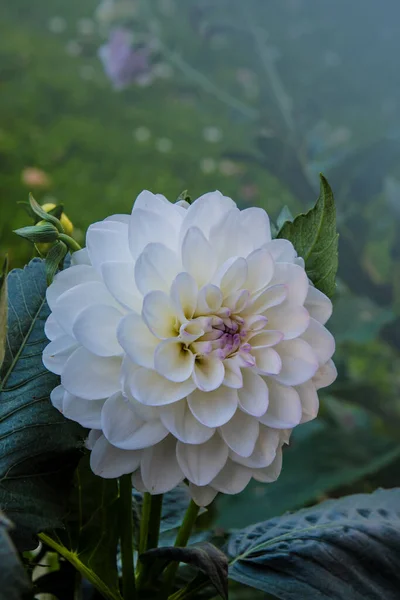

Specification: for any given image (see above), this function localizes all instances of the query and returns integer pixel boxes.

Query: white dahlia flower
[43,191,336,506]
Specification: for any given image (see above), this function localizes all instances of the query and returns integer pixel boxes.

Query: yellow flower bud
[41,203,74,236]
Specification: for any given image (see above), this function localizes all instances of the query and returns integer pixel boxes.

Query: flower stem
[147,494,163,550]
[119,475,136,600]
[139,492,152,555]
[136,494,164,589]
[58,233,82,252]
[163,500,200,598]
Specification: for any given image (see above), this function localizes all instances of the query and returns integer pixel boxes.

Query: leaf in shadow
[0,510,31,600]
[0,255,7,370]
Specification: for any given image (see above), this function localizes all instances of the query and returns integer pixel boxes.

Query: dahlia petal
[241,284,287,316]
[274,339,319,386]
[224,289,250,313]
[219,410,259,457]
[71,248,91,266]
[296,381,319,423]
[305,285,333,324]
[209,209,252,262]
[134,190,183,225]
[249,330,284,348]
[44,314,64,341]
[117,312,158,368]
[252,445,283,482]
[313,359,337,389]
[182,227,216,287]
[223,357,243,389]
[238,370,269,417]
[141,436,184,494]
[73,304,123,357]
[46,265,101,311]
[193,356,225,392]
[264,239,297,263]
[129,208,179,259]
[266,305,310,340]
[85,429,102,450]
[61,347,121,400]
[131,470,147,492]
[101,393,168,450]
[214,257,248,297]
[196,284,223,315]
[241,207,272,248]
[260,380,302,428]
[245,248,274,293]
[135,242,181,296]
[189,483,218,507]
[142,290,178,339]
[101,261,142,312]
[210,459,252,494]
[50,385,64,411]
[160,400,215,444]
[301,317,335,365]
[171,272,198,321]
[63,393,104,429]
[130,366,196,405]
[231,426,280,468]
[253,347,282,375]
[181,191,236,242]
[154,339,195,382]
[104,214,131,224]
[90,434,141,478]
[188,387,238,427]
[86,220,132,270]
[270,262,309,305]
[42,335,79,375]
[176,434,229,486]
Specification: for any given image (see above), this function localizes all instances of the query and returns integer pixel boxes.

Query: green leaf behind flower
[0,258,85,551]
[0,510,31,600]
[277,174,338,297]
[0,256,8,370]
[228,488,400,599]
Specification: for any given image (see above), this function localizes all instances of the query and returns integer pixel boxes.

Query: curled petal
[259,380,302,429]
[154,339,195,382]
[188,387,238,427]
[189,483,218,507]
[238,370,269,417]
[129,366,196,406]
[176,434,229,486]
[141,436,184,494]
[193,355,225,392]
[73,304,123,357]
[274,339,319,386]
[219,410,259,457]
[117,313,158,368]
[210,459,252,494]
[61,347,121,400]
[134,242,181,296]
[90,434,141,478]
[160,400,215,444]
[142,290,178,339]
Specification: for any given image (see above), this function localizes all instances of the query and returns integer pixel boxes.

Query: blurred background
[2,0,400,531]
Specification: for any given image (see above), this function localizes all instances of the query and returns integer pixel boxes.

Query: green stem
[163,500,200,598]
[147,494,164,550]
[119,475,136,600]
[58,233,82,252]
[136,494,164,589]
[139,492,152,555]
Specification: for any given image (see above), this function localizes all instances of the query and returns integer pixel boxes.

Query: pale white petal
[266,305,310,340]
[253,347,282,375]
[171,272,198,321]
[142,290,178,339]
[209,209,252,262]
[131,470,147,492]
[231,426,279,468]
[160,400,215,444]
[86,220,132,270]
[73,304,123,357]
[253,445,283,482]
[263,239,297,263]
[129,208,179,259]
[117,313,158,368]
[180,191,236,242]
[240,207,272,248]
[101,261,142,312]
[46,265,101,311]
[44,314,65,341]
[213,256,248,297]
[193,355,225,392]
[176,434,229,486]
[223,357,243,389]
[301,317,335,365]
[238,370,269,417]
[224,289,250,313]
[141,436,184,494]
[90,434,141,478]
[313,359,337,389]
[182,227,216,286]
[297,381,319,423]
[50,385,65,411]
[249,330,283,348]
[305,285,333,324]
[129,366,196,406]
[85,429,102,450]
[63,393,104,429]
[61,347,121,400]
[245,248,274,294]
[269,262,309,306]
[134,190,183,225]
[101,393,168,450]
[274,339,319,386]
[241,284,287,316]
[104,214,130,224]
[154,339,195,382]
[195,284,223,315]
[43,335,79,375]
[135,243,181,296]
[210,459,252,494]
[219,410,259,457]
[189,483,218,507]
[188,388,238,427]
[260,380,302,428]
[71,248,91,266]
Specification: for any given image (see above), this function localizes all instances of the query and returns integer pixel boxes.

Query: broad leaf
[216,420,400,529]
[278,174,338,297]
[0,256,7,370]
[0,258,85,550]
[0,510,31,600]
[228,488,400,600]
[141,542,228,600]
[41,453,122,600]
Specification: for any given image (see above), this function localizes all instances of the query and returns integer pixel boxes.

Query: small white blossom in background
[65,40,82,57]
[155,138,173,153]
[134,126,151,143]
[48,16,67,34]
[203,126,223,144]
[43,191,336,506]
[200,158,217,175]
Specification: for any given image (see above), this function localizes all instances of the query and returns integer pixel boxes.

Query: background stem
[119,475,136,600]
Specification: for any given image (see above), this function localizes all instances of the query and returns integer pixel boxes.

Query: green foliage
[278,175,338,297]
[0,256,7,369]
[228,488,400,599]
[0,510,31,600]
[0,258,85,551]
[44,241,68,284]
[41,453,122,600]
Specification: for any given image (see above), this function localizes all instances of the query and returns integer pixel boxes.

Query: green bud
[28,193,64,233]
[14,223,59,244]
[45,241,68,285]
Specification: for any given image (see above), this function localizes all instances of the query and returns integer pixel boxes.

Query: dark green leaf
[45,241,68,285]
[14,223,59,244]
[216,420,400,529]
[0,258,85,551]
[0,510,31,600]
[141,542,228,600]
[278,174,338,297]
[228,488,400,600]
[41,453,122,600]
[0,256,8,370]
[28,194,63,232]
